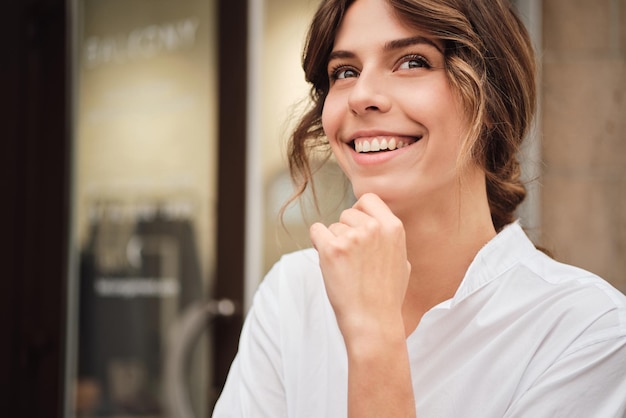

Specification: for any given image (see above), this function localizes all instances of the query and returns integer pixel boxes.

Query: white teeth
[354,136,401,153]
[353,136,420,153]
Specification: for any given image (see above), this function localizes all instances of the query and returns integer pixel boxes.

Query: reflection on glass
[70,1,217,417]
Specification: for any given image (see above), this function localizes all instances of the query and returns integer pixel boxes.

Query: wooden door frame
[212,0,248,402]
[1,0,71,416]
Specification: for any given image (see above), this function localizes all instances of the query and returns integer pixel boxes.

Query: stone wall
[541,0,626,292]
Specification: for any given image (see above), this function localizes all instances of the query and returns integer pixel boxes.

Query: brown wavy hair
[287,0,536,232]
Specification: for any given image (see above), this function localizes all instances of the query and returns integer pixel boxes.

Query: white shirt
[213,222,626,417]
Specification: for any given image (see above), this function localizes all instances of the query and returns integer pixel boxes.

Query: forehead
[334,0,424,50]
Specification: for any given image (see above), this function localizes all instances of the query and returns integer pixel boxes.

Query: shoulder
[480,222,625,312]
[527,251,625,305]
[519,242,626,316]
[502,246,626,414]
[498,227,626,348]
[261,248,321,290]
[465,222,626,344]
[252,248,324,312]
[524,250,626,340]
[273,248,320,275]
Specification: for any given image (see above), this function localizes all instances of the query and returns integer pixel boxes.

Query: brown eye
[398,55,431,70]
[330,65,359,81]
[337,68,358,78]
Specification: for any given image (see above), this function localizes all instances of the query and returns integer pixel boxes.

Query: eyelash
[397,54,432,70]
[329,64,358,81]
[328,54,433,82]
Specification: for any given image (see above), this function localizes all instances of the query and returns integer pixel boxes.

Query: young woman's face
[321,0,473,216]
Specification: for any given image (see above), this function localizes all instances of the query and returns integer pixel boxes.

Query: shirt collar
[451,220,538,305]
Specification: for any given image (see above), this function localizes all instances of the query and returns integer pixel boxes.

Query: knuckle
[387,216,404,233]
[339,208,354,223]
[326,238,350,257]
[363,218,381,234]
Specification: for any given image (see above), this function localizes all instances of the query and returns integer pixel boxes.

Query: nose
[347,71,392,115]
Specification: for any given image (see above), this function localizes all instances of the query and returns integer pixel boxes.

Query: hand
[309,193,411,343]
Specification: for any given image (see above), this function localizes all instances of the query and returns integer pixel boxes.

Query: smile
[352,136,422,153]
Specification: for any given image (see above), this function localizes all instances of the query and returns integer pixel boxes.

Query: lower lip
[350,141,419,165]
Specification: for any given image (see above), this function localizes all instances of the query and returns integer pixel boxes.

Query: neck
[397,170,497,334]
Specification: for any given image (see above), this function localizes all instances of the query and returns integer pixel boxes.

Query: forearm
[345,320,416,418]
[309,194,416,416]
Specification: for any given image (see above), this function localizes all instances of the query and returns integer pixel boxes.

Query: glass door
[67,1,220,416]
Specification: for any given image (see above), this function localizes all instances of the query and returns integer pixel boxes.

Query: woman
[213,0,626,416]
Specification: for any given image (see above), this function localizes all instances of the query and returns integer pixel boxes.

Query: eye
[397,55,431,70]
[330,65,359,81]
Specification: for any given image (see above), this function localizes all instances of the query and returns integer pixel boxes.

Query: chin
[352,183,408,212]
[351,180,442,221]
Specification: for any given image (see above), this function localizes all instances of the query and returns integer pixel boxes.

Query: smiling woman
[212,0,626,417]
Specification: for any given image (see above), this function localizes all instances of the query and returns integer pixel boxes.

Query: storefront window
[67,1,218,416]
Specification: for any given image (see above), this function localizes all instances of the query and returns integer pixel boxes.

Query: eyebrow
[328,35,443,62]
[385,36,443,54]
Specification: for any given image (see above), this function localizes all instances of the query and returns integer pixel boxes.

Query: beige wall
[541,0,626,292]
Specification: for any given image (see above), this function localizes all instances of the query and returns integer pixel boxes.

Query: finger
[338,207,371,228]
[328,222,351,236]
[353,193,399,223]
[309,222,335,250]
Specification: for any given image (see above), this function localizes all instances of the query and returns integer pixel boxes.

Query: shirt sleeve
[212,263,287,418]
[504,324,626,417]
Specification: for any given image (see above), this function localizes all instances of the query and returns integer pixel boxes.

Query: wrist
[341,313,407,360]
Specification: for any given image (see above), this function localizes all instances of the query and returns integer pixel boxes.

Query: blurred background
[3,0,624,417]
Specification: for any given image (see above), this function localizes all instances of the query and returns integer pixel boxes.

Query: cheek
[321,92,343,137]
[321,98,351,166]
[426,88,469,147]
[320,102,332,137]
